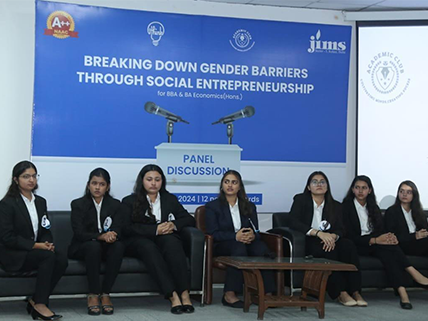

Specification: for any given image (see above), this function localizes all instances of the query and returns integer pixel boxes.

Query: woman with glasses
[286,171,364,307]
[343,176,428,309]
[0,161,67,320]
[121,164,195,315]
[68,168,125,315]
[205,170,275,308]
[385,181,428,256]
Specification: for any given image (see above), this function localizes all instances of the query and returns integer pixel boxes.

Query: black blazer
[0,195,53,271]
[384,204,417,244]
[205,198,259,242]
[68,195,122,257]
[342,199,383,247]
[121,191,195,238]
[288,193,343,237]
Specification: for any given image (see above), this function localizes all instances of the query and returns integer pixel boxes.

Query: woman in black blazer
[205,170,275,308]
[121,164,195,314]
[287,171,364,306]
[385,180,428,256]
[0,161,67,320]
[343,176,428,309]
[69,168,125,315]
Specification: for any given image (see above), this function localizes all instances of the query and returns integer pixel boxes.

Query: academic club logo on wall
[360,51,410,104]
[230,29,255,52]
[147,21,165,46]
[44,11,78,39]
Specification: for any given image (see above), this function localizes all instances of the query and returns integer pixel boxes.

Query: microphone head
[244,106,255,117]
[144,101,156,113]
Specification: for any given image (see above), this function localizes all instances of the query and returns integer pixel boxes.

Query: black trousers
[125,234,189,298]
[357,244,410,289]
[400,238,428,256]
[20,249,68,305]
[306,237,361,299]
[214,239,276,294]
[69,240,125,294]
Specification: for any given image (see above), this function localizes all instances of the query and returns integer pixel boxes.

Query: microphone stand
[226,122,234,145]
[166,119,175,143]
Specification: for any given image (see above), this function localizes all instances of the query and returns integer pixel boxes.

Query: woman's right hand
[373,232,398,245]
[97,231,117,243]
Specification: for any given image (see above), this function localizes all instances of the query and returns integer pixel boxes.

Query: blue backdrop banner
[33,0,351,163]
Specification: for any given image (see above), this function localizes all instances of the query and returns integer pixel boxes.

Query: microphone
[144,101,190,124]
[248,217,260,233]
[212,106,255,125]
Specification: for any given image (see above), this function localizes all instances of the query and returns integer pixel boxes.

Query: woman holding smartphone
[205,170,275,308]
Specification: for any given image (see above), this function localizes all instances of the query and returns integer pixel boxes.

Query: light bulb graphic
[147,21,165,46]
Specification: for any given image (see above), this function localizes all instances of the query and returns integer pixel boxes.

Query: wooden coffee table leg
[243,269,266,320]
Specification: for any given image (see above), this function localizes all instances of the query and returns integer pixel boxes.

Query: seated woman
[121,164,195,314]
[68,168,125,316]
[205,170,275,308]
[385,180,428,256]
[286,171,364,307]
[0,161,68,321]
[343,175,428,309]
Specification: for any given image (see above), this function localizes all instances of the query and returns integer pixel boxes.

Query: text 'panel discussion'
[1,0,428,320]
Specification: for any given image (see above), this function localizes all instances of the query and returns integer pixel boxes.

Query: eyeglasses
[399,190,413,196]
[354,186,369,191]
[20,174,40,180]
[310,179,326,186]
[224,179,239,185]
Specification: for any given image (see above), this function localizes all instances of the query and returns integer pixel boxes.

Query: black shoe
[222,296,244,308]
[182,304,195,313]
[31,308,62,320]
[170,305,183,315]
[26,302,34,314]
[400,300,413,310]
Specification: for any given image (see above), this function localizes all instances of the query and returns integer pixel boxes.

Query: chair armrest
[268,227,306,258]
[180,227,205,289]
[260,232,283,258]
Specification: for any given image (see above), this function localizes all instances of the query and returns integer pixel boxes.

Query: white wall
[0,0,356,226]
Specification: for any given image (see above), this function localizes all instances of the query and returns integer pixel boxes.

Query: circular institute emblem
[45,11,78,39]
[230,29,255,52]
[361,52,410,104]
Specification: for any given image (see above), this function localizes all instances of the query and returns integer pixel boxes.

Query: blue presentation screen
[33,0,351,162]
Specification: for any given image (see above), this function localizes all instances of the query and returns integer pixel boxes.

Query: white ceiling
[199,0,428,12]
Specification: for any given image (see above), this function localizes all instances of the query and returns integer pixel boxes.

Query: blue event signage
[174,193,263,205]
[33,0,351,163]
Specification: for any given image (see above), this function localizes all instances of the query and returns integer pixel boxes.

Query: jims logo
[307,30,346,54]
[147,21,165,46]
[230,29,255,52]
[360,52,410,104]
[44,11,78,39]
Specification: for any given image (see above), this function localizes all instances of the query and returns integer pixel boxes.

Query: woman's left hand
[318,232,337,252]
[416,229,428,240]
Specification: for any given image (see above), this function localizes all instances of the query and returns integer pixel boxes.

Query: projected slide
[358,24,428,208]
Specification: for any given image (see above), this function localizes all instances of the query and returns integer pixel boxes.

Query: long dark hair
[3,161,38,199]
[303,171,337,225]
[132,164,167,223]
[394,180,427,230]
[343,175,383,234]
[84,167,111,198]
[218,170,252,216]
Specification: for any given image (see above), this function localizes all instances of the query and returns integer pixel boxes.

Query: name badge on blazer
[168,213,176,221]
[319,220,331,231]
[41,215,51,229]
[103,217,112,232]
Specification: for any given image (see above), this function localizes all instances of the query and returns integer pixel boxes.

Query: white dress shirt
[229,199,241,233]
[354,198,372,236]
[21,193,39,241]
[147,193,161,223]
[307,199,324,235]
[401,206,416,234]
[92,197,103,233]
